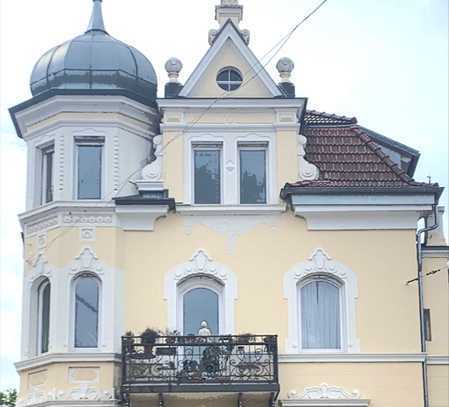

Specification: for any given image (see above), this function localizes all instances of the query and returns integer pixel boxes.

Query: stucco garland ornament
[297,134,319,181]
[141,135,163,181]
[288,383,361,400]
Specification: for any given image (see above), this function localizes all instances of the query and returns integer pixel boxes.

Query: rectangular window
[76,141,103,200]
[193,143,222,204]
[239,143,267,204]
[41,145,54,204]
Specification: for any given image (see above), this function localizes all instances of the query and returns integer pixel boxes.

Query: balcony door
[178,277,224,336]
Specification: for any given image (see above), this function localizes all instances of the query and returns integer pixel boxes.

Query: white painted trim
[15,353,121,372]
[183,131,278,205]
[422,248,449,258]
[18,402,117,407]
[279,353,426,363]
[284,249,360,354]
[179,23,282,97]
[164,249,237,335]
[115,205,169,231]
[291,194,435,206]
[281,400,370,407]
[160,123,301,132]
[427,356,449,365]
[293,207,430,230]
[158,98,305,109]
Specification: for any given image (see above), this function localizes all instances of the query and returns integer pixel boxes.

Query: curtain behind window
[300,280,341,349]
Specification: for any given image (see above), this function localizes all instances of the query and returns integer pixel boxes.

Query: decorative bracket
[297,134,319,181]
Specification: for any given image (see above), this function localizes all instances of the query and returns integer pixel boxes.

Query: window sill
[278,352,426,363]
[176,204,286,215]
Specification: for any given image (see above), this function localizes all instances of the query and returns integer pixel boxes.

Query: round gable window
[216,67,243,91]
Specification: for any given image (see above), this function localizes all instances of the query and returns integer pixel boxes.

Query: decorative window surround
[183,132,277,205]
[21,247,123,360]
[284,249,360,354]
[165,249,237,334]
[283,384,370,407]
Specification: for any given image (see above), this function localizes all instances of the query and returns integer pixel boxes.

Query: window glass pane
[42,149,54,204]
[39,281,50,353]
[230,70,242,82]
[77,145,102,199]
[217,71,228,82]
[194,149,221,204]
[240,149,267,204]
[183,288,219,335]
[75,277,99,348]
[301,280,341,349]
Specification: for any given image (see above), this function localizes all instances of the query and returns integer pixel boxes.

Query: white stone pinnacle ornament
[165,58,183,82]
[276,57,295,82]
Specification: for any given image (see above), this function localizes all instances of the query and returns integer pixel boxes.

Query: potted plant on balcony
[141,328,159,356]
[263,335,276,353]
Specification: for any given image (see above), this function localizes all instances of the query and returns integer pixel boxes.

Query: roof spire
[86,0,107,34]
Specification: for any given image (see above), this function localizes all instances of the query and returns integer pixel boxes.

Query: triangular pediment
[180,20,282,98]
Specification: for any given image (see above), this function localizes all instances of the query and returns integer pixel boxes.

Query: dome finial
[86,0,107,34]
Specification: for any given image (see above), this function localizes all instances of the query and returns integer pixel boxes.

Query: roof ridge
[306,110,358,125]
[350,125,428,186]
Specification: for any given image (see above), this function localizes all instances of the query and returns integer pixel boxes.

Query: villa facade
[9,1,449,406]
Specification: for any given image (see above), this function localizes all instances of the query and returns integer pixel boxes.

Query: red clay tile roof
[282,111,442,196]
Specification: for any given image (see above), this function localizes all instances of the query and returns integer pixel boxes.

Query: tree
[0,389,17,407]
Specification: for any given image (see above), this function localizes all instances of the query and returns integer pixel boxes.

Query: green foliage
[0,389,17,407]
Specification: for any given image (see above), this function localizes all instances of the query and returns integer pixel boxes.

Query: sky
[0,0,448,391]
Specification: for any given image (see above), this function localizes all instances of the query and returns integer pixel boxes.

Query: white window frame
[184,132,276,206]
[297,276,345,353]
[284,248,360,354]
[70,273,102,352]
[37,278,51,355]
[74,137,105,201]
[191,142,224,205]
[237,142,269,205]
[40,144,54,205]
[177,277,225,335]
[216,67,243,92]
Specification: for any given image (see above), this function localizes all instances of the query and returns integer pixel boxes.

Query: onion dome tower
[30,0,157,105]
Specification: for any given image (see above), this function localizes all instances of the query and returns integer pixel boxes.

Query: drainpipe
[416,204,439,407]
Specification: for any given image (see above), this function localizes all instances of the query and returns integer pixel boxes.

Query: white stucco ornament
[288,383,361,400]
[141,135,163,181]
[221,0,239,5]
[165,58,183,82]
[297,134,319,181]
[276,57,295,82]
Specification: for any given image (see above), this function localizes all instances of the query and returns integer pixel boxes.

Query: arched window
[178,277,223,335]
[37,279,51,354]
[299,277,342,350]
[74,275,100,348]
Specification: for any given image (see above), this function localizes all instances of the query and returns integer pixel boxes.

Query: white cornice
[160,123,300,132]
[427,355,449,365]
[158,98,305,109]
[115,205,170,231]
[14,96,156,141]
[15,352,121,372]
[421,247,449,258]
[293,205,432,231]
[279,353,426,363]
[176,204,286,215]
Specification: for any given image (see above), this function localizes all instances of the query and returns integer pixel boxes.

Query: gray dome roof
[30,0,157,104]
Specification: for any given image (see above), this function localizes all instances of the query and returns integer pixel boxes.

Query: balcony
[121,334,279,404]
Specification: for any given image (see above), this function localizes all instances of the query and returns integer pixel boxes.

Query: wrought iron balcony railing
[121,334,279,397]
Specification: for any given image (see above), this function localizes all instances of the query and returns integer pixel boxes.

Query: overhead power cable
[112,0,329,197]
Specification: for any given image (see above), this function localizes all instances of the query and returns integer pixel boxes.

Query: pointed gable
[179,20,282,98]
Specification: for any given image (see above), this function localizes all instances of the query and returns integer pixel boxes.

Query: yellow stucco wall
[428,365,449,407]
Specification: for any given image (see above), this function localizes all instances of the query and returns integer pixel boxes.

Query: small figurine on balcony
[198,321,212,336]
